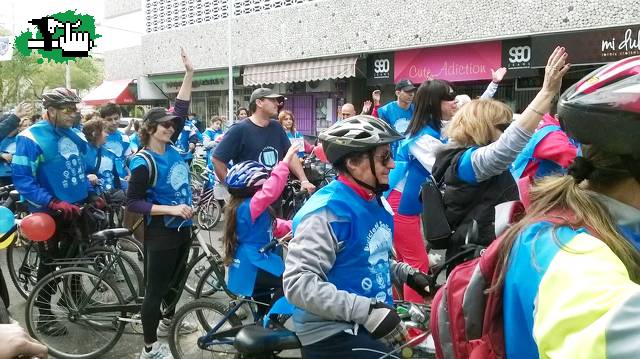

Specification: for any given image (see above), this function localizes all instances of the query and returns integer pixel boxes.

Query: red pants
[387,190,429,303]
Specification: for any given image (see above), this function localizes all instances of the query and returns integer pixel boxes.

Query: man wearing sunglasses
[12,87,96,336]
[213,87,316,194]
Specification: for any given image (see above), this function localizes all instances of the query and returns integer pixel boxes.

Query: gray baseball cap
[249,88,284,104]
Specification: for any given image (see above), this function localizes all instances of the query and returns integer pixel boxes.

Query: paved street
[1,226,226,359]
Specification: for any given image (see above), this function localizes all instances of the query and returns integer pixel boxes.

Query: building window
[145,0,320,33]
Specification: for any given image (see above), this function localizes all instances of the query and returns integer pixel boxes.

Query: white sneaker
[139,342,173,359]
[157,319,198,337]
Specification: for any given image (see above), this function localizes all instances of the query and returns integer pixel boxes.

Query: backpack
[430,205,587,359]
[136,149,158,187]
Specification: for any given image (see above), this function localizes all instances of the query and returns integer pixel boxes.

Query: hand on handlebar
[48,199,80,221]
[406,270,431,297]
[300,180,315,194]
[362,301,406,346]
[171,204,193,219]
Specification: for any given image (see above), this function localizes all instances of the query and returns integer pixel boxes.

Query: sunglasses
[57,106,77,114]
[374,151,392,165]
[159,121,176,129]
[495,122,511,132]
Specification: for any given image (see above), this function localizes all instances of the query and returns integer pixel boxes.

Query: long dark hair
[406,79,454,137]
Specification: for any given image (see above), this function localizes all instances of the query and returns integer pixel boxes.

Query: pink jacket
[249,161,292,237]
[521,114,578,180]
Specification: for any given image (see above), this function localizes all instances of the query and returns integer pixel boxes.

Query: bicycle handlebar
[258,239,279,254]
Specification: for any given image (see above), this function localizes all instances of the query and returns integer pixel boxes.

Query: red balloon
[20,213,56,242]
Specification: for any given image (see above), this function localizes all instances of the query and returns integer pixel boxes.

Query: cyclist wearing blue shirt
[99,103,132,181]
[376,79,416,135]
[12,88,99,336]
[176,116,202,164]
[0,118,31,185]
[202,116,223,164]
[82,118,122,194]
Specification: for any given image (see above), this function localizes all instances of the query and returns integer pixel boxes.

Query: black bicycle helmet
[319,115,403,164]
[42,87,81,108]
[557,55,640,158]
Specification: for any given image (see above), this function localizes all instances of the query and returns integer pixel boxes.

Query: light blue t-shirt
[377,101,415,134]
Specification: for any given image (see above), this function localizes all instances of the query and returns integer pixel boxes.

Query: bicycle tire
[196,197,222,230]
[194,260,226,298]
[6,237,39,300]
[0,297,9,324]
[185,244,224,297]
[25,267,126,359]
[84,246,145,301]
[168,298,241,359]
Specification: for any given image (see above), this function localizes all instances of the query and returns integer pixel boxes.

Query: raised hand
[542,47,570,94]
[15,102,34,118]
[181,47,194,73]
[361,100,372,114]
[491,67,507,83]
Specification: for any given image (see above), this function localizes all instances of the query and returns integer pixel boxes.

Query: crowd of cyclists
[0,44,638,359]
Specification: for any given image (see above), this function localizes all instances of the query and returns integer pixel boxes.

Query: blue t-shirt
[213,118,291,169]
[377,101,415,134]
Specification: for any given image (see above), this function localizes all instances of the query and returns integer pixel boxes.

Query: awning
[82,79,135,106]
[137,76,168,101]
[243,56,359,86]
[150,68,239,84]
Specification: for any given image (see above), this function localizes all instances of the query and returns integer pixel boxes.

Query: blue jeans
[302,328,397,359]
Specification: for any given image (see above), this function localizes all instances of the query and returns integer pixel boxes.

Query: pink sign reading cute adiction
[394,41,502,83]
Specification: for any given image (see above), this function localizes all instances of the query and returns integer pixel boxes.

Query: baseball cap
[143,107,180,124]
[250,88,284,104]
[395,79,416,92]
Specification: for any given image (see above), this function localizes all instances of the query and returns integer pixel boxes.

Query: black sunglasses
[159,121,176,129]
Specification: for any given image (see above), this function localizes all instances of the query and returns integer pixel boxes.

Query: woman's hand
[171,204,193,219]
[283,142,302,164]
[542,46,570,94]
[181,47,194,74]
[87,174,98,185]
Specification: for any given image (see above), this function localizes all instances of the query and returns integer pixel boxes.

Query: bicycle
[192,169,223,230]
[168,235,294,358]
[24,227,222,359]
[280,180,309,220]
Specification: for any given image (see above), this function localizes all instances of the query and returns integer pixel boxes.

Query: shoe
[157,319,197,337]
[139,342,173,359]
[37,315,68,337]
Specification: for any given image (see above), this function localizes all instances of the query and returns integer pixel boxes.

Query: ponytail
[222,196,243,266]
[492,148,640,291]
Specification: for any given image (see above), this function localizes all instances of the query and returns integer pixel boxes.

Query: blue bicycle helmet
[225,161,269,196]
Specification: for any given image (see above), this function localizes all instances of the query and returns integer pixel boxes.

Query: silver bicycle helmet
[319,115,403,164]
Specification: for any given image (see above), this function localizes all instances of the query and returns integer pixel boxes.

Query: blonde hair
[278,110,295,134]
[491,145,640,292]
[445,99,513,146]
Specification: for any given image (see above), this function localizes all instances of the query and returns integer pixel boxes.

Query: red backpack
[429,201,588,359]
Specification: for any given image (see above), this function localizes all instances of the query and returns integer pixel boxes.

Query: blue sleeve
[377,105,391,125]
[11,135,54,207]
[129,155,148,172]
[213,124,241,163]
[457,147,479,184]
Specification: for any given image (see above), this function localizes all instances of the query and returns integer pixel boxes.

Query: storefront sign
[502,38,532,70]
[394,41,501,83]
[530,25,640,67]
[367,52,394,85]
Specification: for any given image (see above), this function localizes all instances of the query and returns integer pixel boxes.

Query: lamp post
[227,0,234,124]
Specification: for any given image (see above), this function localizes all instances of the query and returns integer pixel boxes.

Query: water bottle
[409,304,425,324]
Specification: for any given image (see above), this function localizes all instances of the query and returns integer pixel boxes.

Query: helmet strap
[349,151,389,204]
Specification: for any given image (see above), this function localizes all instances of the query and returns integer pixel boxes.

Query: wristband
[528,106,545,116]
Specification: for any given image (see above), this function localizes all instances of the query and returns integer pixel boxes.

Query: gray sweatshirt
[471,123,533,182]
[283,204,413,346]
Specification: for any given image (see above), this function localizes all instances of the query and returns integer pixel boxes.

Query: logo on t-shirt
[394,118,410,134]
[259,146,279,168]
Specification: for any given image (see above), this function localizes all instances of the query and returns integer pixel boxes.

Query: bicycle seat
[234,325,300,354]
[90,228,132,242]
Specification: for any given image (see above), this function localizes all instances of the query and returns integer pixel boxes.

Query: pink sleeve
[249,161,290,222]
[273,218,292,238]
[533,131,578,168]
[372,105,381,118]
[304,140,315,154]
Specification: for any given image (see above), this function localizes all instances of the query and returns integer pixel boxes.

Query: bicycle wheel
[185,245,224,297]
[85,247,145,302]
[6,237,39,299]
[25,267,126,359]
[194,261,226,298]
[196,197,222,230]
[168,299,242,359]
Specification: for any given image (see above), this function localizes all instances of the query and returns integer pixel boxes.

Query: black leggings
[141,240,190,344]
[253,269,283,319]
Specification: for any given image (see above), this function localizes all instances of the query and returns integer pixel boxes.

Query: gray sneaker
[139,342,173,359]
[157,319,197,337]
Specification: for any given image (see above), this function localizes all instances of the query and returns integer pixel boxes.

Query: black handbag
[421,177,452,249]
